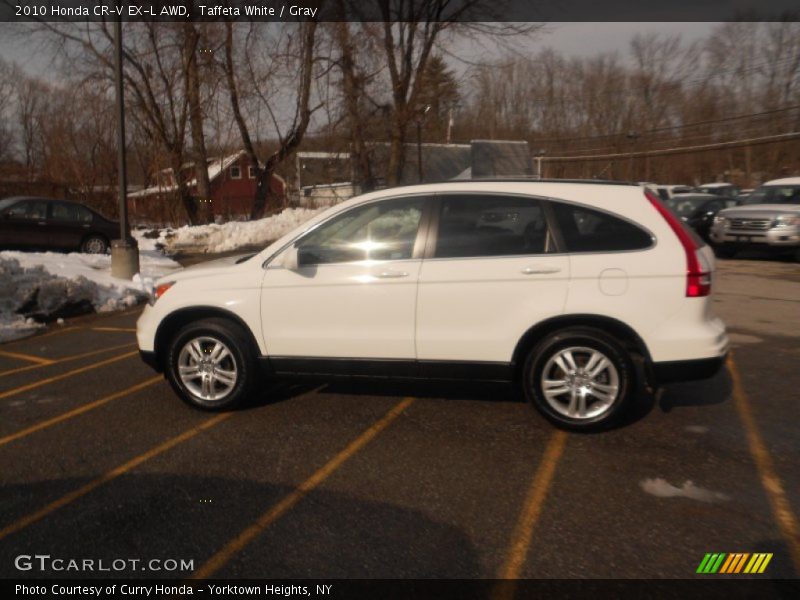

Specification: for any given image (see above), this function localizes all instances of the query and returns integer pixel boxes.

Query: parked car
[136,180,728,431]
[664,193,737,242]
[655,184,694,202]
[696,182,740,198]
[710,177,800,260]
[0,196,119,254]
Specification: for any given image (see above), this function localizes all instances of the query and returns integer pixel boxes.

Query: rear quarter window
[550,202,653,252]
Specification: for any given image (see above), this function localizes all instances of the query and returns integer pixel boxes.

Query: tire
[713,245,736,259]
[521,327,635,431]
[165,318,257,410]
[81,235,109,254]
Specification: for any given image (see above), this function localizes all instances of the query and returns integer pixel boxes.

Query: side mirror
[283,245,299,270]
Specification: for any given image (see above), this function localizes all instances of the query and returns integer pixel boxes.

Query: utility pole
[110,17,140,280]
[535,149,547,179]
[416,105,431,183]
[626,131,640,183]
[445,106,453,144]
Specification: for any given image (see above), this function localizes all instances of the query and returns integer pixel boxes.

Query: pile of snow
[0,249,180,342]
[640,478,730,503]
[142,207,324,255]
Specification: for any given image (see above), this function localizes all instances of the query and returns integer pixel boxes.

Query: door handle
[521,266,561,275]
[37,221,47,226]
[375,270,409,279]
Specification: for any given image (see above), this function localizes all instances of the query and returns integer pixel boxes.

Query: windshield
[664,196,714,218]
[0,198,20,212]
[739,185,800,206]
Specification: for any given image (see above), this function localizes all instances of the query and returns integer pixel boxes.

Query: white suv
[136,181,729,430]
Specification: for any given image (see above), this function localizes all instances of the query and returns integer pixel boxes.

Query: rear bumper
[139,350,161,373]
[652,354,727,383]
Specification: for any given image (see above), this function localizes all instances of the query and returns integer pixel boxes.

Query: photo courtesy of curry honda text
[136,180,729,431]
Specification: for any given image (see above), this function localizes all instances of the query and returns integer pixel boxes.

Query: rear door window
[51,202,93,223]
[550,202,653,252]
[434,195,552,258]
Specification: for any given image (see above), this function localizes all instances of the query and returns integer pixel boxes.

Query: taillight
[645,189,711,297]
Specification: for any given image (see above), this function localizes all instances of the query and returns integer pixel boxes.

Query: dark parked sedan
[664,193,737,242]
[0,196,120,254]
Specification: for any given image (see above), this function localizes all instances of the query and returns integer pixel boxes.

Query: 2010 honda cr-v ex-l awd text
[136,180,729,430]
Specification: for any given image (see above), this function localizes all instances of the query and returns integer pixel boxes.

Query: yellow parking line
[1,326,83,348]
[492,429,568,595]
[0,351,138,401]
[0,376,161,448]
[0,349,54,366]
[0,413,231,541]
[191,397,415,579]
[91,327,137,333]
[0,343,137,379]
[728,354,800,573]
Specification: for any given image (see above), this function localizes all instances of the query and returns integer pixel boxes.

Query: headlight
[713,215,728,225]
[149,281,174,305]
[772,215,800,227]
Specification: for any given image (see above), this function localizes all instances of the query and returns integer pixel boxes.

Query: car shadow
[241,364,733,430]
[657,366,732,413]
[0,474,481,579]
[315,378,519,404]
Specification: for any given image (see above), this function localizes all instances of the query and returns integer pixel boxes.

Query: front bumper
[652,353,727,383]
[710,226,800,247]
[139,350,161,373]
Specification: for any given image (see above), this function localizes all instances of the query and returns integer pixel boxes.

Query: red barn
[128,150,286,225]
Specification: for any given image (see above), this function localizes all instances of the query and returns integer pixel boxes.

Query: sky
[0,22,718,79]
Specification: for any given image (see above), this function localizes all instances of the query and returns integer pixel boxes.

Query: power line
[534,105,800,145]
[543,131,800,162]
[553,119,800,156]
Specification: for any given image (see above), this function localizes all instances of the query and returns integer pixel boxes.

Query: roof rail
[462,177,639,186]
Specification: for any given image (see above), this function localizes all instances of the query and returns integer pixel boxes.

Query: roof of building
[128,151,246,199]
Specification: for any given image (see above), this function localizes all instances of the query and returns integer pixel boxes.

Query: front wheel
[522,327,634,431]
[165,318,257,410]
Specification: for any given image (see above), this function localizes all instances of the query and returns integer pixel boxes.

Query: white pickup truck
[710,177,800,261]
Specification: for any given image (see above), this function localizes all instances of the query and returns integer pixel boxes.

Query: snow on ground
[0,248,180,343]
[138,207,324,255]
[1,208,322,343]
[640,478,730,503]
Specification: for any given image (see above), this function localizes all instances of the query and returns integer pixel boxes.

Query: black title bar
[0,0,799,23]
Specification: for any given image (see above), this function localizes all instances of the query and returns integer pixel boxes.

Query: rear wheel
[165,318,257,410]
[522,327,634,431]
[81,235,108,254]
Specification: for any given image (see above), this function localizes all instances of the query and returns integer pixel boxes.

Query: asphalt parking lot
[0,257,798,583]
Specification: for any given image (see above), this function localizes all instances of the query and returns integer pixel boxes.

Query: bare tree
[333,0,538,185]
[0,58,15,162]
[36,22,207,224]
[182,20,215,223]
[221,21,320,219]
[16,73,48,178]
[333,18,377,191]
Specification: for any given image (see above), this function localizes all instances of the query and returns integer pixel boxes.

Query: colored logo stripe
[698,552,773,574]
[697,553,726,573]
[744,553,773,574]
